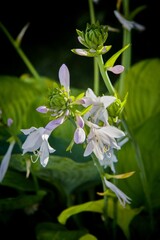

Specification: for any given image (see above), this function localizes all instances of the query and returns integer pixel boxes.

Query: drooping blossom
[104,177,131,207]
[114,10,145,32]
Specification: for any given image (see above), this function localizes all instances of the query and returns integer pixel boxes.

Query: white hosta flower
[99,148,118,173]
[21,126,55,167]
[21,117,64,167]
[82,88,116,124]
[114,10,145,31]
[84,121,125,162]
[104,177,131,207]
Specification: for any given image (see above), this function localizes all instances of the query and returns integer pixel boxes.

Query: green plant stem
[122,118,154,229]
[88,0,100,95]
[96,55,115,95]
[0,22,42,84]
[88,0,96,24]
[118,0,131,97]
[91,153,109,222]
[93,58,100,95]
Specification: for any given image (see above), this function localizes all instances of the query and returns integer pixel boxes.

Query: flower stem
[88,0,100,95]
[0,22,42,84]
[118,0,131,97]
[96,55,116,95]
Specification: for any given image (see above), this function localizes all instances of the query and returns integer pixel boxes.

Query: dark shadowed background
[0,0,159,89]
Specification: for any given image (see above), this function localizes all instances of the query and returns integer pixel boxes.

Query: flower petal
[59,64,70,92]
[104,178,131,207]
[36,106,49,113]
[0,141,15,182]
[74,128,86,144]
[107,65,124,74]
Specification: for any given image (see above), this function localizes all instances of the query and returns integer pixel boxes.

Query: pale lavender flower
[36,106,50,113]
[84,121,125,162]
[74,115,86,144]
[21,117,64,167]
[104,177,131,207]
[82,88,116,124]
[114,10,145,31]
[107,65,124,74]
[7,118,13,127]
[58,63,70,93]
[0,140,16,182]
[99,148,118,173]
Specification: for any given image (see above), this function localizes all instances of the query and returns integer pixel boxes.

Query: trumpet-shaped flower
[84,121,125,164]
[21,117,64,167]
[104,177,131,207]
[82,88,116,124]
[99,148,118,173]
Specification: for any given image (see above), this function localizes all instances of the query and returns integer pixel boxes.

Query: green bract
[76,21,108,50]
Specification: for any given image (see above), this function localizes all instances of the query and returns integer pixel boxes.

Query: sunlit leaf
[58,198,143,239]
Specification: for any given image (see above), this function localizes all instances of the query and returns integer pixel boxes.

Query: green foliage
[116,58,160,209]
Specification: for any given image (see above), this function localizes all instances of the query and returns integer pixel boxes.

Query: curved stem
[0,22,42,84]
[96,55,116,95]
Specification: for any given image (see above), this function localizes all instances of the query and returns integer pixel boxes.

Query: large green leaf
[115,58,160,209]
[3,154,100,195]
[58,198,142,239]
[0,76,52,135]
[0,190,46,211]
[121,58,160,129]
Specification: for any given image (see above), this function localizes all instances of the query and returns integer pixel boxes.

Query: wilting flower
[82,88,116,124]
[104,177,131,207]
[21,117,64,167]
[84,121,125,163]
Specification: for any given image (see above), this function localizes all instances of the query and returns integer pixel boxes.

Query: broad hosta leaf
[0,75,57,135]
[0,169,35,191]
[36,222,88,240]
[0,190,46,211]
[4,154,100,195]
[115,58,160,209]
[121,58,160,129]
[117,112,160,208]
[58,198,142,239]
